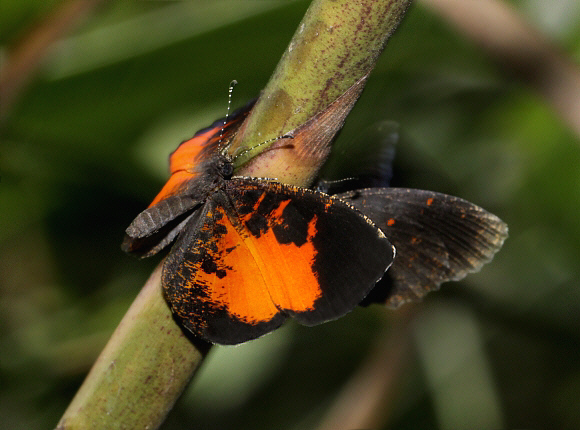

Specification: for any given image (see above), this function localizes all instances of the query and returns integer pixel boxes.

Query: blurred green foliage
[1,1,579,429]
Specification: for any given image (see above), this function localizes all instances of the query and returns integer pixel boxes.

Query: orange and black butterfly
[124,94,508,344]
[122,101,395,345]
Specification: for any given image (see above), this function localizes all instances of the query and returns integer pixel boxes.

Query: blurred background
[1,0,579,429]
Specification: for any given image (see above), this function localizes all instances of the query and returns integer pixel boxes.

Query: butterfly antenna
[231,132,294,164]
[315,177,357,194]
[218,80,238,145]
[219,79,294,163]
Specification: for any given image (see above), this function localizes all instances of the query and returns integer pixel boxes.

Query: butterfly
[122,100,395,345]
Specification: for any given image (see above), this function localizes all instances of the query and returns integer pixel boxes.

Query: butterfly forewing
[162,178,394,344]
[162,199,286,344]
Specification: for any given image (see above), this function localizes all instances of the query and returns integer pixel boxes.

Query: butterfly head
[216,154,234,179]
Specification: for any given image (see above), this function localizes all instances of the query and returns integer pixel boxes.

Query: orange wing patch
[151,109,251,208]
[241,207,322,316]
[194,204,322,325]
[148,170,197,207]
[268,215,322,312]
[191,205,280,325]
[169,105,252,175]
[168,132,216,174]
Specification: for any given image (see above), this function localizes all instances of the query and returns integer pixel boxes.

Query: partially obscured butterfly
[123,99,395,345]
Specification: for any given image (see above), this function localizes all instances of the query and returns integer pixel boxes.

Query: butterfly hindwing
[337,188,508,308]
[162,178,394,344]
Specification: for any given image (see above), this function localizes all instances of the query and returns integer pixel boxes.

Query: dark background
[1,1,579,429]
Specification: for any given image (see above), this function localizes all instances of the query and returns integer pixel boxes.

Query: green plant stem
[234,0,411,187]
[57,1,412,428]
[57,265,210,429]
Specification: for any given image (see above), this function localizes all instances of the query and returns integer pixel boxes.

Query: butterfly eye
[220,160,234,178]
